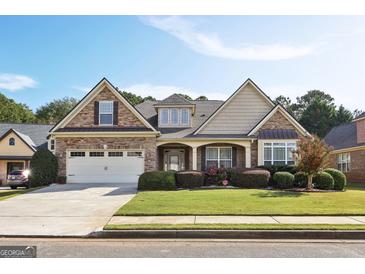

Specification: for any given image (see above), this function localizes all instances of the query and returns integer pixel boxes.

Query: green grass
[0,187,40,201]
[104,223,365,231]
[115,184,365,216]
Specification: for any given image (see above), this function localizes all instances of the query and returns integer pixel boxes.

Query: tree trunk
[307,173,314,191]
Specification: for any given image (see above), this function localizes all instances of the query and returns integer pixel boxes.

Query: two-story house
[49,78,310,184]
[325,113,365,182]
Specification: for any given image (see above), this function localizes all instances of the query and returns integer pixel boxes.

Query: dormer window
[99,101,113,125]
[9,138,15,146]
[158,108,191,127]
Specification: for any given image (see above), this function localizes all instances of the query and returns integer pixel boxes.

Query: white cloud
[141,16,317,61]
[122,83,227,101]
[0,73,37,91]
[72,86,91,93]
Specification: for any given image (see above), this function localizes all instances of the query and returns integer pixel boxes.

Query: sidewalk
[109,215,365,225]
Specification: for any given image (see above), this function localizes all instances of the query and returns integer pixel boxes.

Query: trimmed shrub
[324,168,347,191]
[30,148,58,186]
[138,171,176,191]
[176,171,205,189]
[294,172,308,188]
[273,172,294,189]
[258,165,298,186]
[230,169,270,188]
[313,171,334,190]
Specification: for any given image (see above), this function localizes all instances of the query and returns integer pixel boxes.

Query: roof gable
[194,79,275,135]
[248,105,310,137]
[50,78,157,133]
[0,129,36,152]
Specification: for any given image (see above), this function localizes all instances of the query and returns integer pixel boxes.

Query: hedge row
[137,167,347,191]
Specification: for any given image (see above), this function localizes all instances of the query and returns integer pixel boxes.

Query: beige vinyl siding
[199,83,273,134]
[0,132,34,156]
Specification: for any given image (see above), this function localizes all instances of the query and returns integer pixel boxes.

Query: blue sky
[0,16,365,111]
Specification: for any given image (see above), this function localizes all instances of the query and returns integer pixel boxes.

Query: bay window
[263,142,296,166]
[206,147,232,168]
[337,153,351,172]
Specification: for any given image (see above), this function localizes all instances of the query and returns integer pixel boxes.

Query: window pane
[90,151,104,157]
[100,114,113,125]
[108,151,123,157]
[220,148,232,160]
[264,161,272,166]
[287,147,294,161]
[264,147,272,161]
[206,160,218,168]
[171,109,179,125]
[161,109,169,125]
[127,151,143,157]
[181,108,189,125]
[273,147,285,161]
[219,160,232,168]
[70,151,85,157]
[206,148,218,159]
[99,101,113,113]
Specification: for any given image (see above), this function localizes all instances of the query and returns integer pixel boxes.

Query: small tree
[294,135,331,190]
[30,148,59,186]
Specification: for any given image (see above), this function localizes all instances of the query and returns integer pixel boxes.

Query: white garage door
[67,150,144,183]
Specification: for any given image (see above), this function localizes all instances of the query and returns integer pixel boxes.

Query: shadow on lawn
[252,190,307,198]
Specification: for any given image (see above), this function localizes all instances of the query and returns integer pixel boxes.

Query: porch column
[192,146,198,170]
[245,145,251,168]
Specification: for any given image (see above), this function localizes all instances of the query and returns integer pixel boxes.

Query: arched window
[9,138,15,146]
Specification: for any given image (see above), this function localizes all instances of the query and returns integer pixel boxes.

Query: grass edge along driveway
[0,187,40,201]
[115,187,365,216]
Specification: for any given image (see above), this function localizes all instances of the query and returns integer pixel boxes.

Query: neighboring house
[0,123,53,184]
[325,113,365,183]
[49,78,310,184]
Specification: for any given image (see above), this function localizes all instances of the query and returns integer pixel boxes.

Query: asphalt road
[1,238,365,258]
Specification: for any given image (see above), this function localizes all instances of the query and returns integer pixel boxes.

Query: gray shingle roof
[0,123,53,149]
[154,94,193,105]
[135,100,225,139]
[258,129,298,139]
[324,122,365,150]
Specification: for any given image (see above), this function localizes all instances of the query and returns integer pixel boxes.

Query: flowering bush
[205,166,228,185]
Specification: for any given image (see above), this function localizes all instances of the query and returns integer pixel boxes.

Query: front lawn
[115,185,365,216]
[0,187,39,201]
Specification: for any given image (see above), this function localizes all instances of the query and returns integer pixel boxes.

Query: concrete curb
[90,230,365,240]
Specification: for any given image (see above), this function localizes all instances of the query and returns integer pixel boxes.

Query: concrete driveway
[0,183,136,236]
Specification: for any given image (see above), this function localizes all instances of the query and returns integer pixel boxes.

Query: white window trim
[262,140,297,166]
[49,139,55,151]
[99,101,114,126]
[158,108,190,127]
[205,146,232,168]
[337,153,351,173]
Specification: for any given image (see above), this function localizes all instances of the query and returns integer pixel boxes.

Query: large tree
[0,92,36,123]
[275,90,353,137]
[120,91,156,106]
[35,97,78,124]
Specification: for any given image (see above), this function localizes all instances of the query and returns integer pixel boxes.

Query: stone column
[245,145,251,168]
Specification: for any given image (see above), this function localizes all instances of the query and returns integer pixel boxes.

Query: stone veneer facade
[65,87,146,128]
[260,110,297,132]
[55,137,157,176]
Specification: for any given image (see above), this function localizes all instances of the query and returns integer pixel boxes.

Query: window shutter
[201,146,206,171]
[232,147,237,168]
[94,101,99,125]
[113,101,118,125]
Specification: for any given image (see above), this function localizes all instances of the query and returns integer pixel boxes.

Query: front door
[168,154,180,171]
[165,149,185,171]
